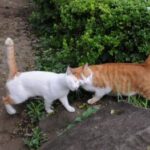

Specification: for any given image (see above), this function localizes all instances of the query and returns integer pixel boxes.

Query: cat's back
[91,63,148,75]
[91,63,150,93]
[19,71,55,79]
[7,71,60,86]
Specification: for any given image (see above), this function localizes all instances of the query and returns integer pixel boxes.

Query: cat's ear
[145,55,150,65]
[83,63,92,74]
[83,63,89,70]
[66,66,72,75]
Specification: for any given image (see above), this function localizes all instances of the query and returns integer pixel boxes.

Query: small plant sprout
[24,127,46,150]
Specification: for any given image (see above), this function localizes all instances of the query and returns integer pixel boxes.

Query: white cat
[3,38,80,115]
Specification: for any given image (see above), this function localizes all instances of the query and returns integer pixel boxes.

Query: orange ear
[83,63,93,76]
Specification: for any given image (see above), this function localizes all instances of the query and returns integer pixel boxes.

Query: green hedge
[30,0,150,72]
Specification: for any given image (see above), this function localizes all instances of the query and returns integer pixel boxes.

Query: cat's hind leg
[59,96,75,112]
[88,87,111,104]
[2,96,16,114]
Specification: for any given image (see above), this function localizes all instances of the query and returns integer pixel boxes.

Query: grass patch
[127,96,149,109]
[24,99,46,150]
[26,99,45,123]
[24,127,47,150]
[117,94,149,109]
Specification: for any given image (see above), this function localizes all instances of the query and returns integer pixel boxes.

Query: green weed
[26,99,45,123]
[24,127,46,150]
[117,93,149,109]
[58,106,99,136]
[127,95,149,109]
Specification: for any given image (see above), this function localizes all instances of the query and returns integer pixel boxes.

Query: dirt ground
[0,1,87,149]
[0,0,35,149]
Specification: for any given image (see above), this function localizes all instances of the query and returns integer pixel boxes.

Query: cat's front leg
[59,96,75,112]
[88,97,100,104]
[88,87,111,104]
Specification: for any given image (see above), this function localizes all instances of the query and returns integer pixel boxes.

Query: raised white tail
[5,38,18,79]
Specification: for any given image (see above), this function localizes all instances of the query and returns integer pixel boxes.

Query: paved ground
[40,100,150,150]
[0,0,35,149]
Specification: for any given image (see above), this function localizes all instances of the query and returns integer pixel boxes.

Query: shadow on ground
[40,99,150,150]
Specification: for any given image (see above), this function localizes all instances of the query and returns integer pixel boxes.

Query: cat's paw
[87,98,97,105]
[8,108,16,115]
[5,105,16,115]
[46,109,54,114]
[67,106,75,112]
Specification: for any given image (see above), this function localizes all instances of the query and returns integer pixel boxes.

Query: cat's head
[66,66,80,91]
[68,64,93,86]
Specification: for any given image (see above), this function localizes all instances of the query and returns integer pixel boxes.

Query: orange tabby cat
[70,57,150,104]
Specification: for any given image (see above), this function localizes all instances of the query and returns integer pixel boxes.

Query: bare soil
[0,0,35,149]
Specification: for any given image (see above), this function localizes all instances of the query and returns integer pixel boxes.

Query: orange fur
[71,57,150,100]
[145,55,150,65]
[2,96,15,105]
[5,38,18,79]
[2,38,19,108]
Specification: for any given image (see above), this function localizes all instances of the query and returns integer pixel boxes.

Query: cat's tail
[5,38,18,79]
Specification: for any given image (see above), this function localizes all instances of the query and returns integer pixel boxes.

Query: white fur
[5,37,14,46]
[6,70,79,114]
[5,104,16,114]
[87,87,112,104]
